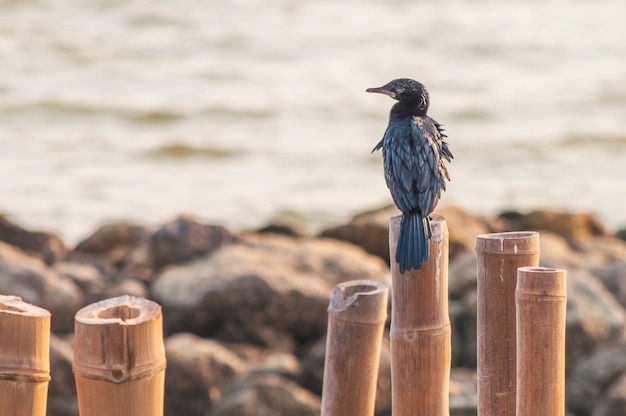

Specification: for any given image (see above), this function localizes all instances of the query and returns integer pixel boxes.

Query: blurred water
[1,0,625,242]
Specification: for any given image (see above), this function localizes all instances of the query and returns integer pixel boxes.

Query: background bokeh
[1,0,625,243]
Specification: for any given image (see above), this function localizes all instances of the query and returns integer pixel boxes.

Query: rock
[164,333,247,416]
[535,231,584,269]
[319,205,398,264]
[74,221,151,265]
[577,236,626,268]
[494,209,607,243]
[152,233,389,350]
[47,334,79,416]
[565,269,626,375]
[245,352,300,379]
[53,261,109,304]
[592,261,626,308]
[63,250,118,281]
[448,251,478,300]
[256,210,310,238]
[592,372,626,416]
[450,290,478,369]
[433,206,490,259]
[566,342,626,415]
[102,277,148,299]
[0,214,67,264]
[150,215,236,270]
[0,241,83,332]
[74,221,157,282]
[449,368,478,416]
[209,374,321,416]
[296,336,326,396]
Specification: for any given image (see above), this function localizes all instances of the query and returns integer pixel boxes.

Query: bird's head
[366,78,430,115]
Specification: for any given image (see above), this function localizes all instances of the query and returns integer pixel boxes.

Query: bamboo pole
[0,295,51,416]
[389,214,450,416]
[321,280,389,416]
[475,231,539,416]
[516,267,567,416]
[73,295,166,416]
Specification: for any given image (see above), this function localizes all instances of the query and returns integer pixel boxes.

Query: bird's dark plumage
[367,78,453,273]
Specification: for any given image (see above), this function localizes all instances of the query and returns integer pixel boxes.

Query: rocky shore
[1,205,626,416]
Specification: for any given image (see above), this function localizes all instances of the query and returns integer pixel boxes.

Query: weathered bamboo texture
[0,295,51,416]
[389,214,450,416]
[321,280,389,416]
[73,295,166,416]
[516,267,567,416]
[475,231,539,416]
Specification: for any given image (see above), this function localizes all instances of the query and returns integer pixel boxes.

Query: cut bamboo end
[475,231,539,255]
[389,215,451,416]
[73,295,166,416]
[516,267,567,416]
[328,280,389,323]
[321,280,389,416]
[476,231,540,416]
[0,295,51,416]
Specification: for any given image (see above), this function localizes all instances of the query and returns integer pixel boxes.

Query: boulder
[494,209,607,243]
[149,215,236,270]
[449,368,478,416]
[47,334,79,416]
[164,333,247,416]
[567,342,626,415]
[208,374,321,416]
[74,221,151,265]
[74,221,156,282]
[0,241,83,332]
[319,205,398,264]
[592,260,626,308]
[565,269,626,375]
[450,290,478,369]
[577,236,626,268]
[151,233,389,350]
[433,205,490,259]
[592,372,626,416]
[53,261,109,304]
[0,214,67,264]
[256,210,310,238]
[448,251,478,300]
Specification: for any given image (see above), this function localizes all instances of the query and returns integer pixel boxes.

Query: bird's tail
[396,213,431,274]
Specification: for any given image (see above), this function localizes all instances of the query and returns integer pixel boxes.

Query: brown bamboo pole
[73,295,166,416]
[389,214,450,416]
[475,231,539,416]
[516,267,567,416]
[321,280,389,416]
[0,295,51,416]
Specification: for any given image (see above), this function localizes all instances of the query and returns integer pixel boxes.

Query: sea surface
[1,0,625,243]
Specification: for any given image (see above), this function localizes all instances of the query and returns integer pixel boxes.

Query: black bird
[367,78,453,273]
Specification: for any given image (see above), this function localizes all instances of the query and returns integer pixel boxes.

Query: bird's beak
[366,87,397,99]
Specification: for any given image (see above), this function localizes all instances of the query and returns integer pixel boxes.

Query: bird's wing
[382,117,451,216]
[372,138,384,153]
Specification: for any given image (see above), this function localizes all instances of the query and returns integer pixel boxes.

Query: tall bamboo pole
[516,267,567,416]
[0,295,51,416]
[389,214,450,416]
[475,231,539,416]
[73,295,166,416]
[321,280,389,416]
